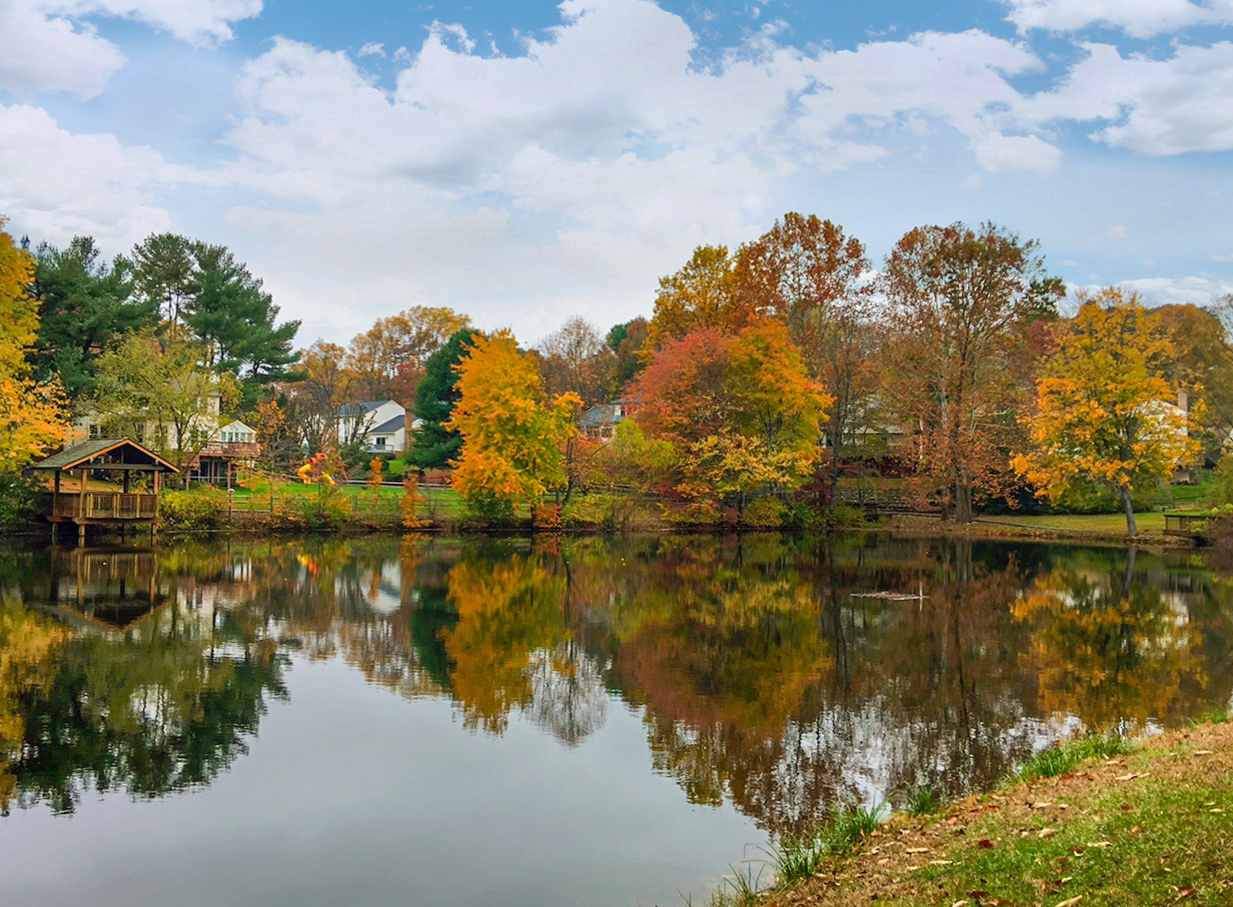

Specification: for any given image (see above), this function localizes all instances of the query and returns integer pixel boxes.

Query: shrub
[0,473,45,532]
[742,496,786,528]
[160,487,231,531]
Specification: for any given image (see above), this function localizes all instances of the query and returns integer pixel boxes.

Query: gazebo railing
[54,493,158,521]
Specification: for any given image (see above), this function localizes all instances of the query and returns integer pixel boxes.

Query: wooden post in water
[77,466,87,545]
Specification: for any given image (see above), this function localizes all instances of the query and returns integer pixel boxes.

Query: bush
[271,488,353,531]
[0,473,45,532]
[160,487,231,530]
[741,495,786,528]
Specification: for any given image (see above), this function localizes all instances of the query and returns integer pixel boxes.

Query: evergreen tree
[406,328,478,470]
[30,237,156,399]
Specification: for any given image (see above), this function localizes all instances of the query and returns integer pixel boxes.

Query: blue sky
[2,0,1232,346]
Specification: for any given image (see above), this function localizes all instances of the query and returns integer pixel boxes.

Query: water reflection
[2,535,1232,836]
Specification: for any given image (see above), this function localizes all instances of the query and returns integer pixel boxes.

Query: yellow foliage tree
[1012,288,1200,536]
[448,331,579,520]
[0,217,68,473]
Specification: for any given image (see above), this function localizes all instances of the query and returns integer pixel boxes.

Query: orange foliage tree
[0,217,68,474]
[1012,288,1200,536]
[448,330,579,520]
[628,321,829,517]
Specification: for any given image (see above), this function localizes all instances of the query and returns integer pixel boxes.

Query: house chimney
[1178,387,1189,412]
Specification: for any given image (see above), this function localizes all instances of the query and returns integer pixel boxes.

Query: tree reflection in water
[1,535,1231,836]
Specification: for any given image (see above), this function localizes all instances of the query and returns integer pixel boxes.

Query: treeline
[366,215,1231,534]
[5,211,1233,535]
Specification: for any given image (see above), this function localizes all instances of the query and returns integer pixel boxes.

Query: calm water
[2,533,1232,906]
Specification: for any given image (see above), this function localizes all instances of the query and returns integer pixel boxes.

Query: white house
[338,400,408,454]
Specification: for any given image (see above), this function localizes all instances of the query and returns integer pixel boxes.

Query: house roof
[339,400,400,416]
[33,439,180,473]
[579,403,625,429]
[371,415,406,434]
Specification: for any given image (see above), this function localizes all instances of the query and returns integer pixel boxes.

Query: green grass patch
[909,777,1233,907]
[1015,735,1131,782]
[771,802,886,887]
[903,786,940,817]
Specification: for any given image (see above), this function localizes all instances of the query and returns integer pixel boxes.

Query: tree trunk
[1119,484,1137,537]
[955,480,974,524]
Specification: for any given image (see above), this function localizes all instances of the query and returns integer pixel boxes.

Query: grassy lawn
[209,480,467,519]
[721,718,1233,907]
[980,512,1168,533]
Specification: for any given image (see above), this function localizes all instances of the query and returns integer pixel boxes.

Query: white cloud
[0,0,262,97]
[0,103,188,248]
[44,0,262,46]
[1071,275,1233,307]
[1001,0,1233,39]
[1104,224,1128,238]
[973,131,1063,174]
[1014,41,1233,156]
[357,41,385,58]
[0,2,126,98]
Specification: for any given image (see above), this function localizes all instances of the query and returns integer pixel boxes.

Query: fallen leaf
[1194,750,1213,756]
[952,901,968,907]
[1032,802,1053,809]
[1038,828,1057,839]
[1175,885,1196,900]
[1087,841,1113,848]
[979,839,995,849]
[906,847,931,854]
[1055,898,1084,907]
[930,860,954,865]
[877,858,891,866]
[1115,773,1138,782]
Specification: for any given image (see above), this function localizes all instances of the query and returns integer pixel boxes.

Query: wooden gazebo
[34,439,179,543]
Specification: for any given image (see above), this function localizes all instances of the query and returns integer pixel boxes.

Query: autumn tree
[346,306,472,404]
[1156,302,1233,457]
[535,316,614,410]
[29,236,157,400]
[646,245,760,349]
[1012,288,1199,537]
[92,326,234,470]
[0,217,69,475]
[881,222,1061,522]
[608,316,649,391]
[283,340,353,454]
[629,321,829,515]
[736,213,877,500]
[405,328,478,471]
[448,331,579,520]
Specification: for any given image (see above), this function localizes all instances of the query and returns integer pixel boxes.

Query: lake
[1,533,1231,906]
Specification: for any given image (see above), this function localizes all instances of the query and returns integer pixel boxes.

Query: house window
[374,437,386,448]
[88,424,102,439]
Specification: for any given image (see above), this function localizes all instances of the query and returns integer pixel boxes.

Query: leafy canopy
[448,330,579,516]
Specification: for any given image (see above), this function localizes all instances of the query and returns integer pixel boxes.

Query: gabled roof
[33,439,180,472]
[371,415,406,434]
[339,400,400,416]
[579,402,625,429]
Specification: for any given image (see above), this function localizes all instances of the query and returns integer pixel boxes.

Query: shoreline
[713,717,1233,907]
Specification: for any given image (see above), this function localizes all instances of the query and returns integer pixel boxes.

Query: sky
[2,0,1232,347]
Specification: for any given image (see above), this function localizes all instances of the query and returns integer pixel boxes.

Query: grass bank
[703,717,1233,907]
[886,512,1197,547]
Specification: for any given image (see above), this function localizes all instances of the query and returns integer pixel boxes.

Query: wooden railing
[1164,513,1210,537]
[54,493,158,521]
